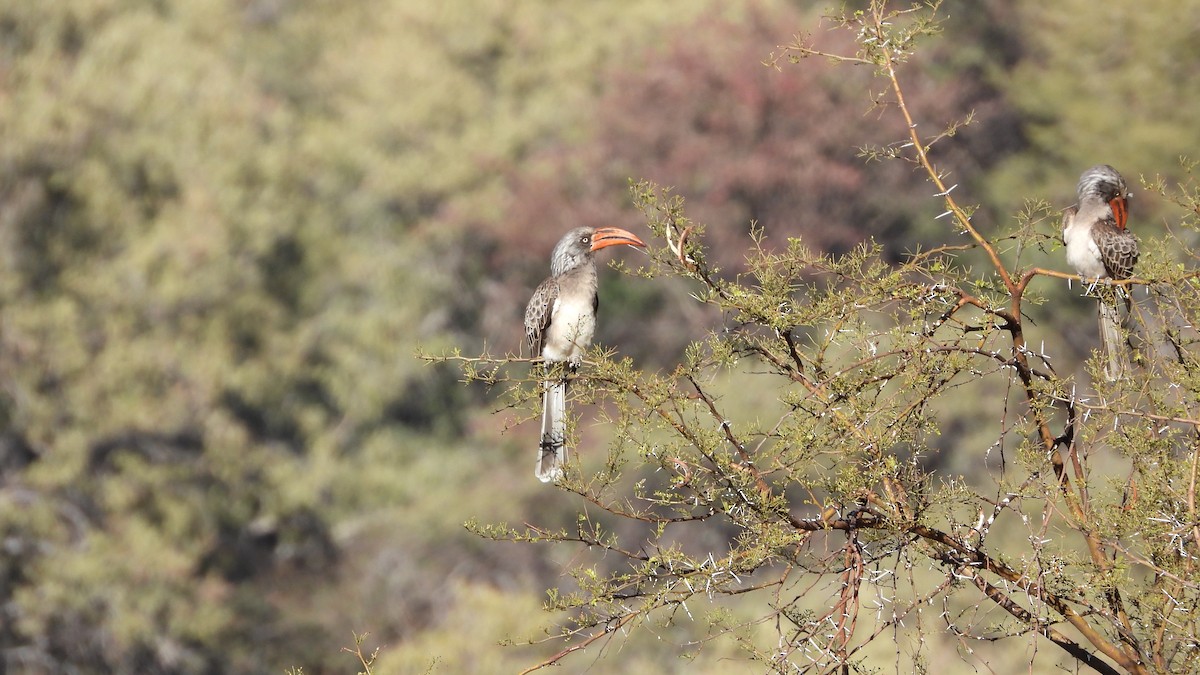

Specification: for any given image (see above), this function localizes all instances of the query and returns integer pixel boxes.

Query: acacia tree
[448,3,1200,673]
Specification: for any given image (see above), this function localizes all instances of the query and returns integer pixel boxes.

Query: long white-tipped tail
[1097,297,1129,382]
[536,377,567,482]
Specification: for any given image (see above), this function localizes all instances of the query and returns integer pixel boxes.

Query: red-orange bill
[591,227,647,251]
[1109,196,1128,229]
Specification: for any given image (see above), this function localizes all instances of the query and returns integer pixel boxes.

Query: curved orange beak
[590,227,646,252]
[1109,195,1129,230]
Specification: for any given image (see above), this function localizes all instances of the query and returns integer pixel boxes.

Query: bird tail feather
[536,375,567,482]
[1097,295,1130,382]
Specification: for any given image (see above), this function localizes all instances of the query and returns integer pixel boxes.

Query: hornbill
[523,226,646,482]
[1061,164,1139,381]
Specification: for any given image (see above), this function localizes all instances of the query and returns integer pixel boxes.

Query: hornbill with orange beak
[1062,164,1139,381]
[524,226,646,482]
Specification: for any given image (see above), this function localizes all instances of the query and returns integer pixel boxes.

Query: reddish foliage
[497,9,973,261]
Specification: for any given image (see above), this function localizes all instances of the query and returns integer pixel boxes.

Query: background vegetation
[1,0,1198,673]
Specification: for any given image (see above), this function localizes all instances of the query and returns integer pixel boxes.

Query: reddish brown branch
[959,564,1122,675]
[518,612,640,675]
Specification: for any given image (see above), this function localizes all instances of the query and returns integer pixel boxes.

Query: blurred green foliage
[991,0,1200,221]
[0,0,1195,673]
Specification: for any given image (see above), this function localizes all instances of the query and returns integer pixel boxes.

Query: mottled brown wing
[1094,224,1138,280]
[523,277,559,357]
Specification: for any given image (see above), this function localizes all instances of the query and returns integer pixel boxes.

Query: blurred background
[0,0,1196,672]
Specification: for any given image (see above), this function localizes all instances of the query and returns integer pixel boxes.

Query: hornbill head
[549,226,646,276]
[1077,164,1132,230]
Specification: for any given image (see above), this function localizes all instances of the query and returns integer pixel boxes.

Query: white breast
[542,294,596,363]
[1063,211,1108,279]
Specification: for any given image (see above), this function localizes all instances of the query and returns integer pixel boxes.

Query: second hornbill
[523,226,646,482]
[1062,164,1139,381]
